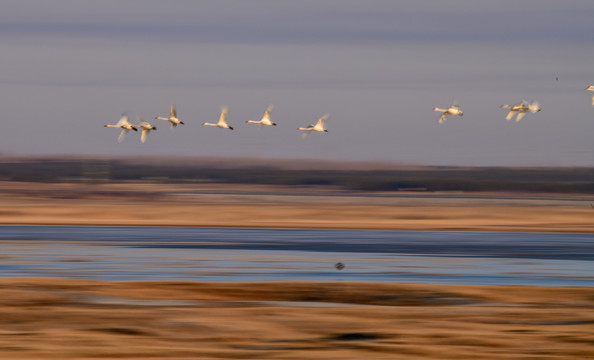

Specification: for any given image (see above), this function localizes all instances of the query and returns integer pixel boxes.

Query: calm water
[0,226,592,286]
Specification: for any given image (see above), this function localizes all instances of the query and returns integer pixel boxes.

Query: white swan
[202,106,234,130]
[135,116,157,143]
[500,100,541,121]
[155,104,184,128]
[433,102,463,124]
[104,114,137,142]
[246,105,276,127]
[586,86,594,107]
[298,114,329,137]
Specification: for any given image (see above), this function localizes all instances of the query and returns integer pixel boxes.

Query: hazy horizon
[1,1,594,166]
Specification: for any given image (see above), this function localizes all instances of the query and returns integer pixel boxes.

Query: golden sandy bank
[0,181,593,232]
[0,278,592,359]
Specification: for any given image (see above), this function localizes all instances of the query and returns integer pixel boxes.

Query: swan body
[155,104,184,128]
[433,102,463,124]
[135,116,157,143]
[246,105,276,126]
[298,114,329,136]
[202,107,234,130]
[500,100,541,121]
[586,86,594,107]
[104,114,137,142]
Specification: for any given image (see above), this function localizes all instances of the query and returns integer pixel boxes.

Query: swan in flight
[202,106,234,130]
[433,102,463,124]
[246,105,276,127]
[586,86,594,107]
[135,116,157,143]
[155,104,184,128]
[298,114,329,137]
[500,100,541,121]
[104,114,137,142]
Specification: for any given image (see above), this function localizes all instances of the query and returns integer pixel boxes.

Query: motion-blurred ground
[0,181,592,232]
[0,279,592,359]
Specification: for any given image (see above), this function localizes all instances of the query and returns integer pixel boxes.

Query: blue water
[0,226,592,286]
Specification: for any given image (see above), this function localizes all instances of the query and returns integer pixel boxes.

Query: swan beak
[132,127,138,131]
[229,127,234,130]
[180,121,185,125]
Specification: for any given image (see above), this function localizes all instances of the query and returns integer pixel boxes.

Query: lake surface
[0,226,592,286]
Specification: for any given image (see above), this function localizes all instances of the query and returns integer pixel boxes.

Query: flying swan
[155,104,184,128]
[500,100,541,121]
[202,106,234,130]
[433,102,463,124]
[298,114,329,137]
[246,105,276,127]
[104,114,137,142]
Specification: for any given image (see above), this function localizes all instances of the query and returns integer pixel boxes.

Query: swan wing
[315,114,329,130]
[218,107,228,126]
[118,129,128,142]
[141,128,149,143]
[516,111,526,122]
[116,114,129,126]
[170,104,177,118]
[301,129,312,139]
[262,105,273,124]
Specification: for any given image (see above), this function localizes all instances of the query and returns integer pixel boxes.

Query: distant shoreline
[1,181,593,233]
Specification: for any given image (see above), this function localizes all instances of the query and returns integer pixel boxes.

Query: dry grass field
[0,278,593,359]
[0,181,593,232]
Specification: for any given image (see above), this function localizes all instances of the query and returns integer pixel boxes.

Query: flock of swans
[105,86,594,143]
[104,104,329,142]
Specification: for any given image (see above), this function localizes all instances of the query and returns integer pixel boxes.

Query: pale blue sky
[1,0,594,166]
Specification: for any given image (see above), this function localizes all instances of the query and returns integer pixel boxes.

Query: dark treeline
[1,157,594,193]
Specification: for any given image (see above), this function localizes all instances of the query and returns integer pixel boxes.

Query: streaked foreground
[0,278,592,359]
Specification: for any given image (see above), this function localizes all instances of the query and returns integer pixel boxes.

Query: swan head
[228,126,234,130]
[179,121,184,125]
[132,127,138,131]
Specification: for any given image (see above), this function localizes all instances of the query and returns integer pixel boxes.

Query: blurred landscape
[1,155,593,359]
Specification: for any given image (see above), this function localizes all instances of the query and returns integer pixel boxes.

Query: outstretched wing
[218,107,228,126]
[315,114,329,130]
[439,113,447,124]
[116,114,129,126]
[118,129,128,142]
[170,104,177,118]
[141,128,149,143]
[301,129,313,139]
[515,111,526,122]
[505,110,516,121]
[262,105,273,123]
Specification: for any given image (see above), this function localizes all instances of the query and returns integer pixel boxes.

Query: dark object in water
[334,262,345,270]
